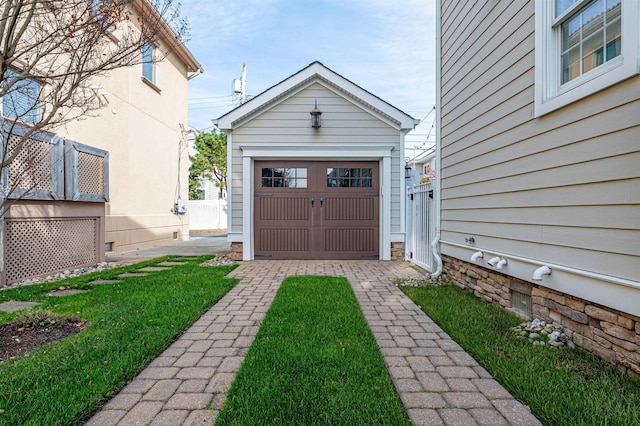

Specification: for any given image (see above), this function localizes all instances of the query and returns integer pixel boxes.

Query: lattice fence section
[7,133,52,192]
[5,219,97,283]
[78,151,104,194]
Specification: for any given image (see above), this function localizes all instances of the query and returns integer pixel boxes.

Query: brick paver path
[86,260,541,425]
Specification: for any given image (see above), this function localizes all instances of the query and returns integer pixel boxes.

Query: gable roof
[214,61,417,131]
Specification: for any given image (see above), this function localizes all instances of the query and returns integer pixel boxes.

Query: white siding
[439,0,640,290]
[230,82,403,236]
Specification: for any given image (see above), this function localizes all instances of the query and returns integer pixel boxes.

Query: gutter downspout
[431,0,443,278]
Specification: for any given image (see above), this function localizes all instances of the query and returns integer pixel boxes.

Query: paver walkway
[87,260,541,426]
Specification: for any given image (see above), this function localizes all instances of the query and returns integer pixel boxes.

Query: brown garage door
[254,161,379,259]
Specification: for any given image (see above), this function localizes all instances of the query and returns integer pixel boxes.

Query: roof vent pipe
[496,258,508,270]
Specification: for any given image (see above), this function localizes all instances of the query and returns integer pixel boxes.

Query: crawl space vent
[511,290,532,316]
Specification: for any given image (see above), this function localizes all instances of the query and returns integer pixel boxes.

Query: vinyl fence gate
[406,182,434,272]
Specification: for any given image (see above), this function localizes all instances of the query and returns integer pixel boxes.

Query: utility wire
[189,94,235,101]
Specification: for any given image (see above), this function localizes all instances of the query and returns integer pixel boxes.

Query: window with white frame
[2,69,42,124]
[142,42,155,83]
[534,0,639,116]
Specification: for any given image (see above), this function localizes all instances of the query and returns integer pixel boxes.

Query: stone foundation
[391,242,403,261]
[230,242,243,261]
[443,255,640,378]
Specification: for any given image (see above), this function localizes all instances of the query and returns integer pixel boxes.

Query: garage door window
[327,168,372,188]
[261,167,307,188]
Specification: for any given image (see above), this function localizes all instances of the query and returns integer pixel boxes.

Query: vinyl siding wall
[229,82,403,237]
[440,0,639,290]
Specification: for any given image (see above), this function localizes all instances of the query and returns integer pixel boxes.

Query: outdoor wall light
[532,265,552,281]
[487,256,501,267]
[405,162,412,179]
[310,99,322,128]
[470,251,483,262]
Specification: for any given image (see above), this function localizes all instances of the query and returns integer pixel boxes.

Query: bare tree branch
[0,0,190,214]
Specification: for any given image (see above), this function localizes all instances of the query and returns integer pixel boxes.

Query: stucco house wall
[437,1,640,375]
[217,62,416,261]
[60,10,202,253]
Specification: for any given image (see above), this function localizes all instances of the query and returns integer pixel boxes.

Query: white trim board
[216,62,417,131]
[240,151,394,261]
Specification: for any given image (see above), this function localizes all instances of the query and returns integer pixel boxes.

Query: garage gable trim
[229,79,403,131]
[216,62,416,131]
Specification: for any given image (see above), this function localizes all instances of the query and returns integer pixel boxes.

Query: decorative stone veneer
[443,255,640,379]
[230,242,243,261]
[390,242,403,261]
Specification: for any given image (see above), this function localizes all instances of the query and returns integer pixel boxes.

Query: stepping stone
[46,289,90,297]
[0,301,41,313]
[89,279,122,285]
[138,267,171,272]
[158,262,186,266]
[118,273,149,277]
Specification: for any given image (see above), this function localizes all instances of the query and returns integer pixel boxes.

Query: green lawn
[0,257,237,425]
[216,275,410,425]
[402,283,640,426]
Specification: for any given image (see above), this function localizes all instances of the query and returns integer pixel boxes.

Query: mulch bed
[0,319,83,362]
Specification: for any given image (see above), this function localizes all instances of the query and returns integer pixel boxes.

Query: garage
[214,62,417,261]
[254,161,379,259]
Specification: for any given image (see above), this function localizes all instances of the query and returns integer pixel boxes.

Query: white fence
[188,200,227,231]
[406,183,434,271]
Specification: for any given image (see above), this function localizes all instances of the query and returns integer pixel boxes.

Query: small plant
[394,273,452,287]
[11,310,66,328]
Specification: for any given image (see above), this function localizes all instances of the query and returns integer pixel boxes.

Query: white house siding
[229,82,403,238]
[439,0,639,314]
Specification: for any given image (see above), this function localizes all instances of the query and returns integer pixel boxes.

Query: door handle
[311,196,315,207]
[320,195,324,207]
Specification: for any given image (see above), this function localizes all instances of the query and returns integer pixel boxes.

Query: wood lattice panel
[77,151,104,194]
[5,219,97,283]
[7,134,52,192]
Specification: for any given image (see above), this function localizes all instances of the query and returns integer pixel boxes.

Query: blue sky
[180,0,436,158]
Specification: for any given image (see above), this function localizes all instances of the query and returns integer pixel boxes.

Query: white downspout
[430,0,443,278]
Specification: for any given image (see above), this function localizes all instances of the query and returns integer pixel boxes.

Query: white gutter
[430,0,443,278]
[187,69,202,81]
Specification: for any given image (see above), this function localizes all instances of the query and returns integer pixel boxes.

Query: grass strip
[216,275,410,425]
[0,257,237,425]
[402,283,640,426]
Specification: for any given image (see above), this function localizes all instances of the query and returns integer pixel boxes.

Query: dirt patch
[0,318,84,362]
